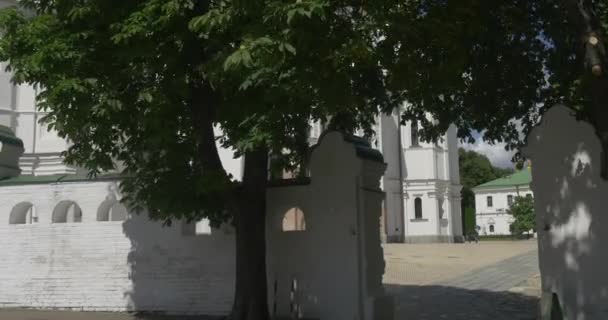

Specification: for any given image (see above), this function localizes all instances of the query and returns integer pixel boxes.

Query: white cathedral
[0,56,463,243]
[308,113,463,243]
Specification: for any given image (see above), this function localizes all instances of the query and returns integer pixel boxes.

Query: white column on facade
[402,191,409,238]
[444,191,453,238]
[380,111,405,242]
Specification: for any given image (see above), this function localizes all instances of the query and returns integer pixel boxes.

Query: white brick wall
[0,180,235,315]
[0,132,391,319]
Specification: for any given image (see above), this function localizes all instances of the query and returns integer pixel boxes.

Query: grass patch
[479,234,535,241]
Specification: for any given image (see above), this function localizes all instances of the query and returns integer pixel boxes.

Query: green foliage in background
[509,196,536,236]
[459,148,513,232]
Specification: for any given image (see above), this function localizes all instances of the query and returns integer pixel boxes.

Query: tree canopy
[509,196,536,236]
[0,1,605,318]
[0,1,604,222]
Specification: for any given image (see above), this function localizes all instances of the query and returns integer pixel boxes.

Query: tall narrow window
[487,196,493,207]
[507,195,514,206]
[489,225,495,233]
[411,121,420,147]
[414,197,423,219]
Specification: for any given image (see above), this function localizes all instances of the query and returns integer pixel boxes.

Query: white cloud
[461,140,515,169]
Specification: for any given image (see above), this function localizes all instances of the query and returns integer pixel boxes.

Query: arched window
[9,202,36,224]
[414,198,423,219]
[183,218,213,236]
[52,201,82,223]
[97,199,128,222]
[411,121,420,147]
[282,207,306,232]
[489,225,495,233]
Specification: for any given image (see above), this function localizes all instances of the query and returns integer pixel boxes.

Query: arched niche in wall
[97,198,128,222]
[52,200,83,223]
[281,207,306,232]
[182,218,213,236]
[9,202,36,224]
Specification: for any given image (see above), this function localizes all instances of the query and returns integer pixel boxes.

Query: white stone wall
[524,105,608,319]
[0,132,390,319]
[266,132,389,320]
[0,181,236,315]
[474,188,533,235]
[476,213,513,236]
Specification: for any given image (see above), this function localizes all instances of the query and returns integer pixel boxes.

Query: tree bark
[188,85,270,319]
[573,0,608,178]
[229,146,271,320]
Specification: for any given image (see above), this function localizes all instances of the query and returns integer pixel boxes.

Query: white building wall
[399,119,463,243]
[446,125,461,184]
[524,105,608,319]
[0,62,73,175]
[0,132,391,319]
[380,111,405,242]
[474,187,533,235]
[266,132,390,320]
[307,114,463,243]
[403,190,440,236]
[0,181,236,314]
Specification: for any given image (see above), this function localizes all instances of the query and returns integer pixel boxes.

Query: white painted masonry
[266,132,391,320]
[376,111,463,243]
[0,132,391,320]
[474,187,533,235]
[0,61,75,176]
[524,105,608,320]
[308,112,463,244]
[0,180,236,315]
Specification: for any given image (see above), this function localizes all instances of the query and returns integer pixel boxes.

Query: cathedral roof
[473,168,532,191]
[0,125,23,148]
[0,172,121,187]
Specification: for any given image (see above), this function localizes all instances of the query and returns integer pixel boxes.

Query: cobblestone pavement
[385,241,541,320]
[383,240,538,285]
[0,310,220,320]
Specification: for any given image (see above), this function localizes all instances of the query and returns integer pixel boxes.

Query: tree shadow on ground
[131,313,222,320]
[385,284,539,320]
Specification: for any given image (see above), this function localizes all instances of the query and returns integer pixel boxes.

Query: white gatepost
[266,131,393,320]
[524,105,608,320]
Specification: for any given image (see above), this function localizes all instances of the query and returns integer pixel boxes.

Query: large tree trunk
[573,0,608,178]
[228,146,271,320]
[188,85,270,319]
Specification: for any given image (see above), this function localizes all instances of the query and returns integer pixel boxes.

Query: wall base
[403,235,464,244]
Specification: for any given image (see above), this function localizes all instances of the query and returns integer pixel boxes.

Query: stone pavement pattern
[384,240,540,320]
[0,310,220,320]
[383,240,538,285]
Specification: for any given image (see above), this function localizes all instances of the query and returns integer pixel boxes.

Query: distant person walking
[467,226,480,243]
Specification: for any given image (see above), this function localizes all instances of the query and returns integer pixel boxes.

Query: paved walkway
[0,310,219,320]
[438,249,539,291]
[386,242,541,320]
[383,240,538,285]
